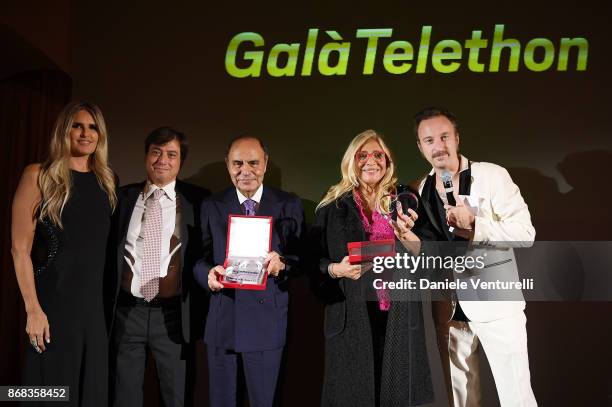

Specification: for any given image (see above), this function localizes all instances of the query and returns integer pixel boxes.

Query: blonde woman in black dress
[11,101,116,406]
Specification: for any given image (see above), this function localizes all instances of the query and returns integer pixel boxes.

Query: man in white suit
[414,107,537,407]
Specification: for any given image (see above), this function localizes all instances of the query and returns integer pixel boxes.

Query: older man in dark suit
[194,136,304,407]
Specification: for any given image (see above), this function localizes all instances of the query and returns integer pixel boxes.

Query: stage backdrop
[72,1,611,204]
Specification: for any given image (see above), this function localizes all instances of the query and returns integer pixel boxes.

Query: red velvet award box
[220,214,273,290]
[347,239,396,264]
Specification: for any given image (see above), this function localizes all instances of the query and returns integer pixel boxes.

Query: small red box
[220,214,273,290]
[347,240,396,264]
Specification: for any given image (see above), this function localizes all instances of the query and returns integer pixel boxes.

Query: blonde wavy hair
[37,101,117,227]
[317,129,397,214]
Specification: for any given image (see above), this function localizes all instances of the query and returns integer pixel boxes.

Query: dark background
[1,1,611,406]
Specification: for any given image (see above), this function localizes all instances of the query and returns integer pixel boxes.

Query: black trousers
[111,293,188,407]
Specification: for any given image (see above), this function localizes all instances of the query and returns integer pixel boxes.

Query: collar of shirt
[428,154,469,176]
[236,183,263,204]
[144,180,177,201]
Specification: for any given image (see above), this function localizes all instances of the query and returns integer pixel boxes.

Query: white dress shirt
[236,184,263,206]
[124,180,181,298]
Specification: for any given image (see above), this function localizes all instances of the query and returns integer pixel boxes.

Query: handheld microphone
[441,171,456,206]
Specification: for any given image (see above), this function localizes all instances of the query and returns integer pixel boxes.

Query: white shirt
[236,184,263,206]
[124,180,181,298]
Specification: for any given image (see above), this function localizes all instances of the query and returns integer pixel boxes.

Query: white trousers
[447,312,537,407]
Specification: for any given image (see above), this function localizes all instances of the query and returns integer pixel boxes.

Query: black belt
[117,289,180,308]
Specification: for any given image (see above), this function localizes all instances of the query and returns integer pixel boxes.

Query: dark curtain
[0,70,71,384]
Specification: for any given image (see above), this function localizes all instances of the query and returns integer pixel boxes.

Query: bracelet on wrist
[327,263,338,279]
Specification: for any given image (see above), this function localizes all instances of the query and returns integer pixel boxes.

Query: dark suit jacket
[419,169,472,324]
[107,179,209,343]
[193,185,304,352]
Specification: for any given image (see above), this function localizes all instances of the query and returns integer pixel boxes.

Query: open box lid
[226,215,273,259]
[347,239,395,255]
[347,239,396,264]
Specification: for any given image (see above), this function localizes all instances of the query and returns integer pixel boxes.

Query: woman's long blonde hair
[317,129,397,213]
[37,101,117,227]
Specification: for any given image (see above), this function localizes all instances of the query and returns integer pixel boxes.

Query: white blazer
[419,156,536,322]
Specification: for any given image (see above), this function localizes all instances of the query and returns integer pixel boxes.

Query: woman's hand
[390,202,421,256]
[330,256,363,280]
[390,202,418,240]
[26,307,50,353]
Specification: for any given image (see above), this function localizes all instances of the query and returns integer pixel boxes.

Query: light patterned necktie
[141,188,164,301]
[244,199,256,216]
